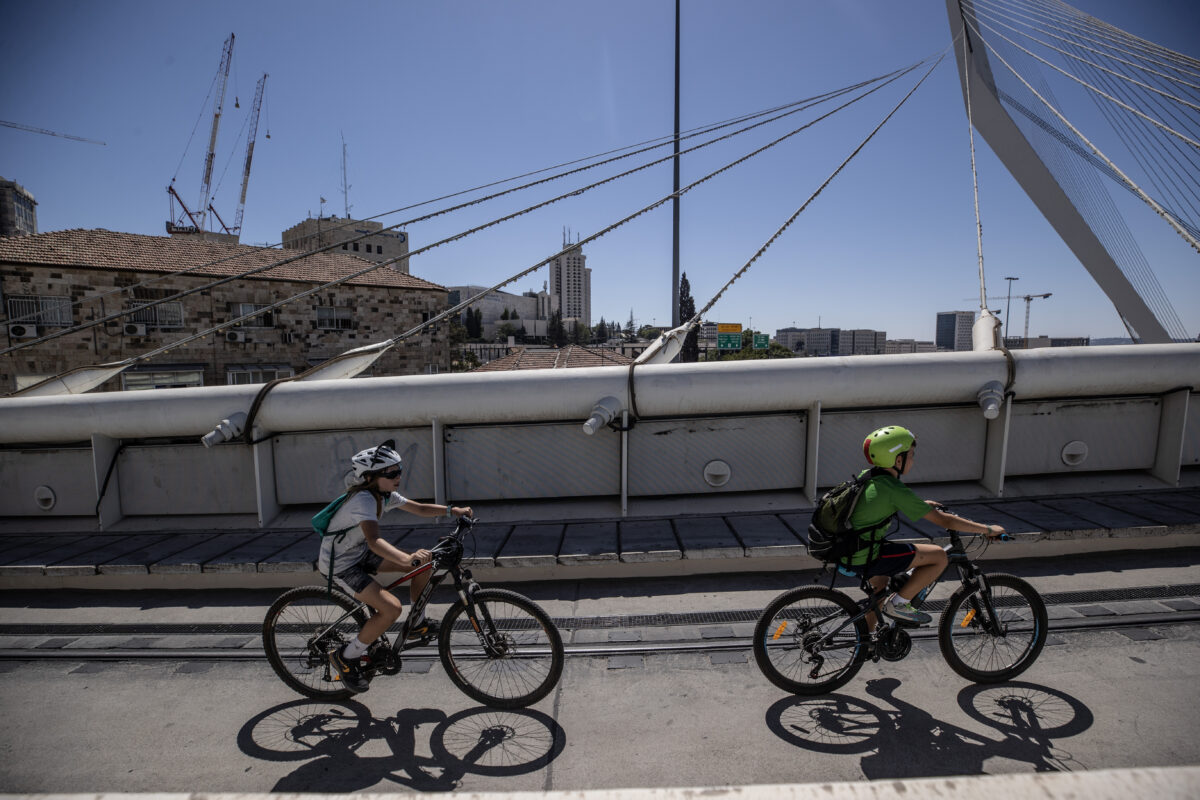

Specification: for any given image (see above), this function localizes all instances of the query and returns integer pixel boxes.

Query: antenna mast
[341,132,352,218]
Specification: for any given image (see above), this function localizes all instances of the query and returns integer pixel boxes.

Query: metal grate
[1,583,1197,637]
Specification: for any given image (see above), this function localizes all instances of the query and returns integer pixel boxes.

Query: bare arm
[359,519,426,567]
[922,503,1005,539]
[400,500,474,520]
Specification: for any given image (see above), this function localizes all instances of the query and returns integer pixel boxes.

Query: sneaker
[407,618,440,640]
[882,596,932,627]
[328,648,370,693]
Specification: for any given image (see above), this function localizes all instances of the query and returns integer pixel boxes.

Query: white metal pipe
[1,345,1196,445]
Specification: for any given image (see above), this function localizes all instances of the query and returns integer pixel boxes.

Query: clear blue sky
[3,0,1197,342]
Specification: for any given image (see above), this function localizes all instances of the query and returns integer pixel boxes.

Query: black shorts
[853,541,917,578]
[333,551,384,594]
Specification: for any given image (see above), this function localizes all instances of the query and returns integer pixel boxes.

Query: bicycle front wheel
[753,587,868,695]
[438,588,564,709]
[938,573,1048,683]
[263,586,370,700]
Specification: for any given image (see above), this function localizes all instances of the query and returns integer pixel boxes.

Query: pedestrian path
[0,487,1196,589]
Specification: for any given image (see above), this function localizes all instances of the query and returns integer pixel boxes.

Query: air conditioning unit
[123,323,146,336]
[226,330,247,343]
[7,323,37,339]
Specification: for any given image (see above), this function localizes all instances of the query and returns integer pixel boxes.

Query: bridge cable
[962,15,1200,256]
[0,92,860,333]
[690,53,947,327]
[0,80,889,341]
[235,60,935,437]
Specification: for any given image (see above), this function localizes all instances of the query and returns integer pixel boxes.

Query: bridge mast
[944,1,1171,343]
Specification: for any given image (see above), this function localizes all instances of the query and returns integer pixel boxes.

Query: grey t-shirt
[317,490,409,574]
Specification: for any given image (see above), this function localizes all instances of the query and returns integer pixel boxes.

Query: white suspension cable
[967,0,1200,113]
[963,33,989,312]
[964,16,1200,254]
[694,53,947,323]
[969,13,1200,151]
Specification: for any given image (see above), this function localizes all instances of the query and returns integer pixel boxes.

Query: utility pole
[671,0,681,328]
[1004,276,1019,340]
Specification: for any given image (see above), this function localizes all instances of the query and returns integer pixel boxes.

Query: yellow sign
[716,323,742,333]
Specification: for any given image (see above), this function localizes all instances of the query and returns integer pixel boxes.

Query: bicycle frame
[307,519,497,663]
[804,531,1002,656]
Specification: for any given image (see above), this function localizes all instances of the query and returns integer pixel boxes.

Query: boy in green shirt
[846,426,1006,626]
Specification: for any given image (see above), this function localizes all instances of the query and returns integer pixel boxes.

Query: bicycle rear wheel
[753,587,868,695]
[438,588,564,709]
[262,586,370,700]
[938,573,1048,683]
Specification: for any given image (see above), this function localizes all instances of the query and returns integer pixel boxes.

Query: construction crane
[167,33,234,235]
[0,119,105,146]
[232,73,268,236]
[966,292,1053,343]
[1022,293,1053,340]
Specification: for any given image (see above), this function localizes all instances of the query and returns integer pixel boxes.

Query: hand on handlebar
[408,548,433,568]
[984,524,1008,541]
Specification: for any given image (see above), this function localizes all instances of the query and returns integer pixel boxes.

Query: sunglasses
[378,469,402,480]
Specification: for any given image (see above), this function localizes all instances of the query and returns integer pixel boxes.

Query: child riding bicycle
[319,440,473,693]
[847,426,1005,627]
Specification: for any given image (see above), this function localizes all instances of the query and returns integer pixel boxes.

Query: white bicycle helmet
[350,439,402,480]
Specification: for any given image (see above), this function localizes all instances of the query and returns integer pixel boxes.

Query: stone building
[281,215,410,273]
[0,229,447,393]
[0,177,38,237]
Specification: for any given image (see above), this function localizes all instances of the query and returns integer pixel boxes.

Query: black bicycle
[263,517,564,709]
[753,523,1047,695]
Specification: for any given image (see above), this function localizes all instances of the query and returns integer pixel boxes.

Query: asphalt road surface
[2,620,1199,793]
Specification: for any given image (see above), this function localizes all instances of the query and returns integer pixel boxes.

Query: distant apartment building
[936,311,976,351]
[0,177,38,237]
[0,229,447,393]
[841,329,887,355]
[448,284,550,339]
[282,216,410,273]
[1005,335,1090,349]
[885,339,938,354]
[548,237,591,328]
[774,327,805,352]
[774,327,886,356]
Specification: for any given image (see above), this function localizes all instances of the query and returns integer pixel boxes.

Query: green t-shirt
[841,470,931,566]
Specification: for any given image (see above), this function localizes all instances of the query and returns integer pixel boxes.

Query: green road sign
[717,333,740,350]
[753,334,769,350]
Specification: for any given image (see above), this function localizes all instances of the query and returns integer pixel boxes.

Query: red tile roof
[473,345,634,371]
[0,228,445,292]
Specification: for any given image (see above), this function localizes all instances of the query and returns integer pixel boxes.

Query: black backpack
[806,467,888,563]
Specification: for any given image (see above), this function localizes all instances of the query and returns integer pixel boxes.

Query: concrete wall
[0,344,1197,526]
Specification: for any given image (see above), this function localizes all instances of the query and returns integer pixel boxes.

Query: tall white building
[548,235,591,328]
[936,311,976,351]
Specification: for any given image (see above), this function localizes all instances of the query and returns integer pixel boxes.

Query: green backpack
[312,493,355,593]
[807,467,889,563]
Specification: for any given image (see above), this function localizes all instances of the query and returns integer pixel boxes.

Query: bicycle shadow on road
[765,677,1094,778]
[237,699,566,792]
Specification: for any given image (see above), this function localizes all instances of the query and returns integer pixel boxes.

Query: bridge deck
[0,487,1196,589]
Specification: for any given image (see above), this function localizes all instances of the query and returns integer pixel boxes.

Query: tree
[570,319,588,345]
[495,322,518,342]
[679,272,699,362]
[500,308,510,320]
[548,309,567,347]
[625,309,636,335]
[594,316,608,343]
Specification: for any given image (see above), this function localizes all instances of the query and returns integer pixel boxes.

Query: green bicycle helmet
[863,425,916,469]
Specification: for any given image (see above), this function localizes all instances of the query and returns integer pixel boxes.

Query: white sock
[892,594,911,608]
[343,637,369,660]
